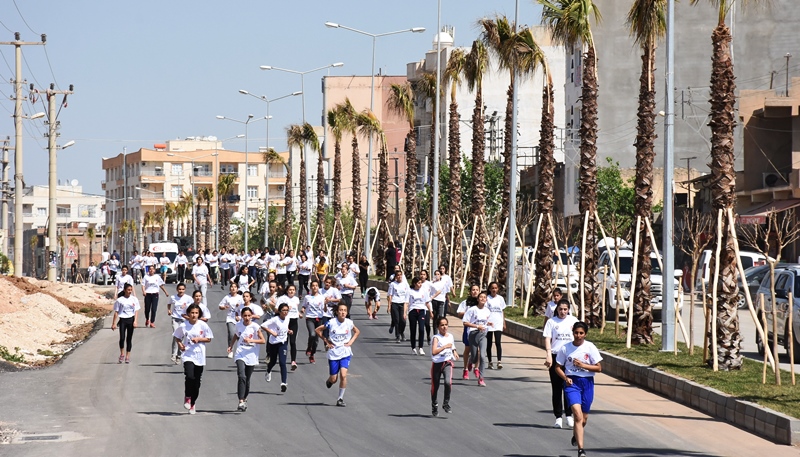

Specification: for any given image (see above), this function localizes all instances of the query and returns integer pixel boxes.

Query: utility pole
[506,0,521,306]
[1,137,9,256]
[786,53,792,97]
[662,0,676,352]
[0,32,46,277]
[35,83,74,282]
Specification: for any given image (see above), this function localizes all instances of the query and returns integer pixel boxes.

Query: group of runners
[110,253,602,456]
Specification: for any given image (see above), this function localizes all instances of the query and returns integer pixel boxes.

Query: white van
[694,249,767,292]
[149,241,179,283]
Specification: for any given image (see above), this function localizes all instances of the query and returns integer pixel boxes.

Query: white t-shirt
[486,294,507,332]
[115,274,134,293]
[219,294,245,323]
[159,256,170,267]
[131,255,142,269]
[175,254,188,266]
[142,274,164,294]
[430,280,447,302]
[220,253,231,270]
[556,341,603,378]
[325,317,355,360]
[237,302,264,320]
[170,294,193,320]
[462,306,491,334]
[206,254,218,268]
[407,288,430,311]
[114,295,140,318]
[387,280,409,304]
[456,298,474,315]
[173,320,214,366]
[277,295,301,319]
[338,275,358,295]
[237,274,252,292]
[431,332,456,363]
[298,260,313,275]
[365,287,381,303]
[233,321,261,365]
[192,264,209,285]
[285,256,297,272]
[348,263,359,278]
[323,288,342,318]
[262,315,290,344]
[544,300,558,319]
[441,273,454,294]
[302,293,326,318]
[199,304,212,321]
[544,315,579,355]
[145,256,158,267]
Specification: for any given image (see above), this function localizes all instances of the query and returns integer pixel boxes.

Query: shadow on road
[283,402,329,407]
[591,409,713,422]
[494,422,557,429]
[593,447,717,456]
[388,413,435,418]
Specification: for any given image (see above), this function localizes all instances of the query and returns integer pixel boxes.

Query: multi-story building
[101,137,288,252]
[18,183,105,231]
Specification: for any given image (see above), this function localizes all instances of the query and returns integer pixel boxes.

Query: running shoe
[571,435,577,447]
[189,405,196,415]
[432,404,439,417]
[149,322,156,328]
[389,326,394,334]
[125,356,131,364]
[145,320,150,327]
[497,361,503,370]
[242,400,247,412]
[567,416,575,428]
[418,348,425,356]
[237,402,245,412]
[488,362,494,370]
[265,371,272,382]
[310,355,316,364]
[372,312,377,319]
[554,417,563,428]
[473,368,480,379]
[478,378,486,387]
[462,369,469,380]
[412,348,418,355]
[118,355,124,364]
[281,383,287,393]
[306,350,311,357]
[291,361,297,371]
[336,398,346,407]
[396,337,401,343]
[401,336,406,342]
[442,403,452,414]
[326,379,333,389]
[184,397,192,410]
[367,315,373,320]
[227,352,234,359]
[578,449,586,457]
[175,357,181,365]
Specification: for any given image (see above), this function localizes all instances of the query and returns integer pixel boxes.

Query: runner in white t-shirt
[456,285,481,380]
[316,303,360,407]
[262,303,293,392]
[228,306,266,412]
[167,283,194,364]
[544,298,578,429]
[301,280,326,364]
[275,285,301,371]
[173,303,214,415]
[141,266,169,328]
[430,316,459,417]
[462,292,492,387]
[364,286,381,320]
[192,257,212,306]
[111,283,140,364]
[115,265,134,298]
[485,281,507,370]
[219,283,244,358]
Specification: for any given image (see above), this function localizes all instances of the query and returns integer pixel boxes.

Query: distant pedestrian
[405,276,432,356]
[430,316,458,417]
[173,303,214,415]
[387,270,409,342]
[384,242,397,281]
[456,285,480,379]
[543,298,578,429]
[111,283,139,364]
[228,306,266,412]
[485,282,507,370]
[358,255,370,295]
[462,291,491,386]
[317,302,360,407]
[141,265,169,328]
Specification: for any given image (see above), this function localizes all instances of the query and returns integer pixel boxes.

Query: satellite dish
[70,179,79,187]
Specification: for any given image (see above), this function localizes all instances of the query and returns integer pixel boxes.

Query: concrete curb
[367,279,800,445]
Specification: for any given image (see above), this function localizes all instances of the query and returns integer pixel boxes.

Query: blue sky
[0,0,542,195]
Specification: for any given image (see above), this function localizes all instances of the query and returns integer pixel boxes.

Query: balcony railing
[193,170,213,177]
[220,171,239,177]
[269,172,286,178]
[141,169,165,176]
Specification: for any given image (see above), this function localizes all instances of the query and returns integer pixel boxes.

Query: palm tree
[118,222,128,258]
[165,202,177,241]
[628,0,667,344]
[262,147,288,249]
[444,47,467,281]
[86,225,96,265]
[216,176,236,248]
[198,187,214,250]
[691,0,758,370]
[387,82,419,274]
[29,235,38,277]
[128,220,138,253]
[179,191,193,238]
[143,212,152,244]
[286,124,307,248]
[415,71,438,192]
[328,103,349,256]
[358,110,387,275]
[343,100,364,255]
[194,190,205,247]
[309,123,326,251]
[540,0,602,326]
[464,39,489,287]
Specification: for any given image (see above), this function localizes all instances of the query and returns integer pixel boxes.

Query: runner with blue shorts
[316,302,360,407]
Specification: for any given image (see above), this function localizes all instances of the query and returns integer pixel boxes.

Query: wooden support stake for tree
[455,214,470,292]
[295,226,302,255]
[368,219,383,265]
[310,224,320,253]
[702,279,710,362]
[761,293,768,384]
[523,213,544,319]
[487,218,509,286]
[398,218,412,263]
[347,219,359,256]
[423,227,433,273]
[600,265,608,333]
[548,213,578,315]
[448,215,456,280]
[511,224,527,307]
[626,216,642,348]
[459,215,479,297]
[790,291,796,385]
[725,207,776,369]
[326,218,339,262]
[579,211,590,322]
[710,208,724,372]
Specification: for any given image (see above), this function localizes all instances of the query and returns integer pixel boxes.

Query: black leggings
[144,293,159,323]
[548,362,571,418]
[306,317,323,355]
[358,272,369,295]
[117,317,134,351]
[341,294,353,318]
[286,271,295,288]
[221,268,231,286]
[236,359,255,400]
[298,274,310,295]
[288,318,298,362]
[177,265,186,283]
[486,331,503,362]
[391,303,406,338]
[277,273,287,289]
[431,360,454,406]
[408,309,426,349]
[183,361,204,406]
[267,341,288,383]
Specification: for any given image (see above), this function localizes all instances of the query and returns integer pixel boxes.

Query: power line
[12,0,38,35]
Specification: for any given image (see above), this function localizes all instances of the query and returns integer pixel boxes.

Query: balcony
[269,172,286,179]
[220,171,239,178]
[193,170,213,177]
[141,169,166,177]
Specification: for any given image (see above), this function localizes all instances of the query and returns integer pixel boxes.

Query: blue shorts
[328,356,351,375]
[462,327,470,346]
[160,265,169,274]
[564,376,595,413]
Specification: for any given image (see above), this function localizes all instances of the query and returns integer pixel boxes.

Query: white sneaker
[189,406,196,415]
[554,417,563,428]
[567,416,575,428]
[265,371,272,382]
[227,352,233,359]
[412,348,418,355]
[418,348,425,356]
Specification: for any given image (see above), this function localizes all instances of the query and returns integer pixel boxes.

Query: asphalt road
[1,284,798,457]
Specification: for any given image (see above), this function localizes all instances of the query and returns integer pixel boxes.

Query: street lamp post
[46,139,74,281]
[216,115,266,252]
[166,152,219,252]
[324,21,424,258]
[259,62,344,245]
[239,89,302,248]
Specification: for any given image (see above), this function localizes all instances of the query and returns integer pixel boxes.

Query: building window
[57,205,71,217]
[220,164,236,174]
[171,164,183,175]
[247,209,258,221]
[247,186,258,199]
[193,164,211,176]
[247,164,257,177]
[37,207,46,217]
[171,185,183,198]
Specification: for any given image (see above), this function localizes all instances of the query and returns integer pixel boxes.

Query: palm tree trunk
[632,44,656,344]
[533,81,556,315]
[404,130,419,275]
[375,140,390,276]
[709,22,742,370]
[496,82,514,294]
[204,202,211,250]
[469,92,487,286]
[351,137,363,255]
[299,147,308,248]
[333,139,342,255]
[221,200,229,247]
[579,45,601,328]
[284,165,293,250]
[316,152,326,251]
[448,99,463,282]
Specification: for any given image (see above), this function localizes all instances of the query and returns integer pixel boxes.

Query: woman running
[358,255,370,296]
[228,306,266,412]
[316,302,360,407]
[405,276,432,355]
[173,303,214,415]
[233,265,254,295]
[275,284,301,371]
[188,290,212,323]
[301,280,326,364]
[315,255,329,284]
[544,298,579,429]
[429,270,448,338]
[262,303,293,392]
[387,271,409,342]
[141,265,169,328]
[285,249,298,289]
[115,265,134,298]
[456,284,480,379]
[485,281,507,370]
[337,263,358,318]
[192,256,212,306]
[167,283,194,364]
[297,253,312,296]
[430,316,458,417]
[419,270,434,345]
[462,291,491,386]
[219,283,244,359]
[555,322,602,457]
[111,283,140,364]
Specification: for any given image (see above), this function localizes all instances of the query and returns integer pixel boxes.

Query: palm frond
[627,0,667,48]
[386,83,415,128]
[539,0,601,49]
[302,122,320,153]
[464,40,489,94]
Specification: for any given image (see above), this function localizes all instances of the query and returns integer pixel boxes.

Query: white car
[695,249,767,292]
[598,249,683,317]
[755,265,800,357]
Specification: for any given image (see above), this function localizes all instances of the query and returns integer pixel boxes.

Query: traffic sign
[66,248,76,257]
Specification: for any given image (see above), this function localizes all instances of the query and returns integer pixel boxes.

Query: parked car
[695,249,767,292]
[736,263,790,309]
[755,265,800,357]
[598,249,682,318]
[149,241,179,283]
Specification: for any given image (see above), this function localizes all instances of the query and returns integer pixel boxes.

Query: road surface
[1,284,798,456]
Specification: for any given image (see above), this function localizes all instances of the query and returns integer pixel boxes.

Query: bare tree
[675,209,714,356]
